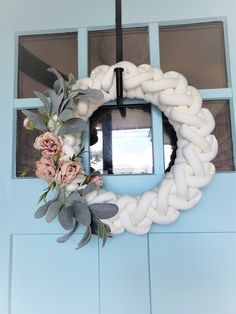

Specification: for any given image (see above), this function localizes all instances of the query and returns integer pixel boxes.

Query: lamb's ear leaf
[58,206,74,230]
[88,203,119,219]
[33,91,51,113]
[76,226,92,250]
[74,88,104,101]
[38,106,47,116]
[44,89,64,115]
[57,118,87,136]
[59,109,74,121]
[91,220,99,235]
[68,73,76,86]
[45,200,63,223]
[73,203,91,226]
[66,191,81,205]
[58,98,71,114]
[34,200,54,219]
[81,182,97,196]
[47,67,65,95]
[22,109,47,132]
[57,221,79,244]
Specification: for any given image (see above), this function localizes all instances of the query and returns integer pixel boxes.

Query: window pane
[203,100,235,171]
[90,105,153,175]
[18,32,78,98]
[163,100,235,172]
[88,27,149,74]
[160,22,227,89]
[16,109,40,177]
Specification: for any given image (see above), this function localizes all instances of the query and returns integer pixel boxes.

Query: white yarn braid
[62,61,218,235]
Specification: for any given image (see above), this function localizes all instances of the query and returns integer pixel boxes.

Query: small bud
[23,117,34,130]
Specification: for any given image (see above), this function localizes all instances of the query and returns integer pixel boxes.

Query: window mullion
[77,27,90,173]
[199,88,232,100]
[78,27,88,78]
[149,22,165,174]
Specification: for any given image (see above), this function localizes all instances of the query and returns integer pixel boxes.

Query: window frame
[13,17,236,185]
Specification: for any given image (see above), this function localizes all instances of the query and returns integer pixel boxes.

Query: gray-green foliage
[89,203,119,219]
[22,109,47,132]
[30,67,119,249]
[57,118,87,136]
[58,205,74,230]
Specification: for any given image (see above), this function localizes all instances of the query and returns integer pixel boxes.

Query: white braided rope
[62,61,218,235]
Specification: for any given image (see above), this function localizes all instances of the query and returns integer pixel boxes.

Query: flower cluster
[33,131,85,188]
[22,68,118,249]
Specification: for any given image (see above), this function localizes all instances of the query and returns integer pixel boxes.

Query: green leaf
[76,226,92,250]
[91,219,99,235]
[89,203,119,219]
[102,232,108,247]
[66,191,81,205]
[68,73,76,87]
[33,90,51,113]
[73,203,91,226]
[44,89,63,115]
[81,182,97,196]
[97,219,106,239]
[45,200,63,223]
[48,67,65,95]
[22,110,47,132]
[57,221,79,244]
[57,118,87,136]
[38,106,47,115]
[34,200,54,219]
[58,205,74,230]
[74,88,104,101]
[59,109,74,121]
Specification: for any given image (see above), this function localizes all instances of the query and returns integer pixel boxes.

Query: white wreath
[61,61,218,235]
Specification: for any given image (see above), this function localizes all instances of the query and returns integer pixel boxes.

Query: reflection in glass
[16,109,40,177]
[88,27,149,74]
[160,22,227,89]
[18,32,78,98]
[90,105,153,175]
[163,100,235,172]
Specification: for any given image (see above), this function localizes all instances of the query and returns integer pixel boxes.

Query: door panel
[11,236,99,314]
[1,1,236,313]
[149,233,236,314]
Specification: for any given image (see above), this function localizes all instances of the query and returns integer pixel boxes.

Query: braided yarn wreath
[23,62,218,248]
[67,61,218,233]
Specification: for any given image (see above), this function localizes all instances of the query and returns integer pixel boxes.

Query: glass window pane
[18,32,78,98]
[88,27,149,74]
[203,100,235,171]
[16,109,40,177]
[90,105,153,175]
[160,22,227,89]
[163,100,235,172]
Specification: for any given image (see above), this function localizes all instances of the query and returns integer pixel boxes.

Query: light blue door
[1,1,236,314]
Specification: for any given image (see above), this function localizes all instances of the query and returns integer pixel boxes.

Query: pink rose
[34,132,62,158]
[35,158,56,183]
[23,117,34,130]
[90,175,102,187]
[56,161,83,187]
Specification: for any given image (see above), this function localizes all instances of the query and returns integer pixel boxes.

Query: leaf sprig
[23,68,119,249]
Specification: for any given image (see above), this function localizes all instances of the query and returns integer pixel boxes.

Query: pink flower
[35,158,56,183]
[90,175,102,187]
[34,132,62,158]
[56,161,83,187]
[23,117,34,130]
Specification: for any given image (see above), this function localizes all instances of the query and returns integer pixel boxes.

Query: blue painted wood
[99,233,151,314]
[10,235,99,314]
[1,1,236,314]
[199,88,232,100]
[149,233,236,314]
[150,173,236,233]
